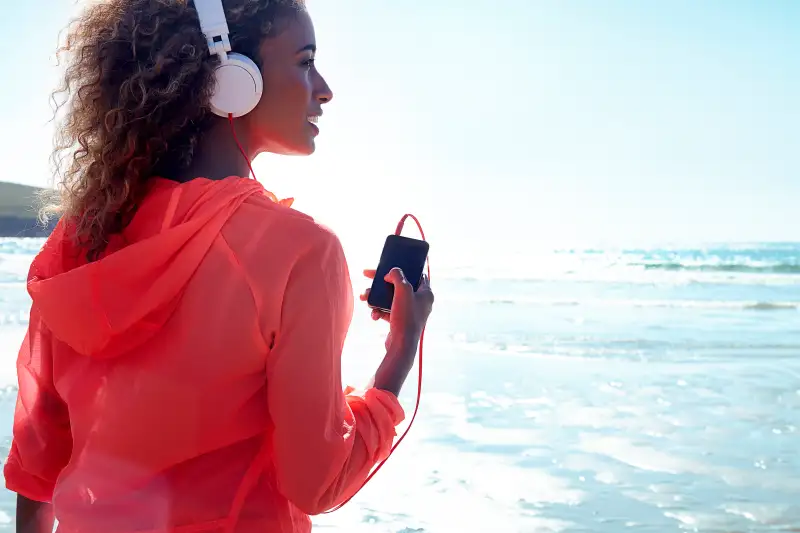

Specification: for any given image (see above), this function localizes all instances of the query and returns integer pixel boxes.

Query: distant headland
[0,181,56,238]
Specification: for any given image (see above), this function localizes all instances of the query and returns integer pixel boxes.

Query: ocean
[0,238,798,532]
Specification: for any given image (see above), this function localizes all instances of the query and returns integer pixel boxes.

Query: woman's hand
[361,268,434,396]
[360,268,434,343]
[16,496,54,533]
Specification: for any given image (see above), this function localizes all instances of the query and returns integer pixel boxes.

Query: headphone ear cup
[208,53,264,118]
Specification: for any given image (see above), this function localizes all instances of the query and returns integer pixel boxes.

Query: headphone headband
[193,0,263,118]
[194,0,231,59]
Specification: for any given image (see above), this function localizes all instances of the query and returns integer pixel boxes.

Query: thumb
[384,267,408,286]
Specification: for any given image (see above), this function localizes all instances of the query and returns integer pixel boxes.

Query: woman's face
[245,9,332,156]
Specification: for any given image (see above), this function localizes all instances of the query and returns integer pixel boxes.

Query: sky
[0,1,798,264]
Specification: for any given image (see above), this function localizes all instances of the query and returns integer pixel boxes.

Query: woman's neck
[173,119,254,183]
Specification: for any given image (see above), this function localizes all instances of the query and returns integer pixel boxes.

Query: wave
[485,298,799,311]
[743,302,798,311]
[635,262,800,275]
[450,337,800,364]
[0,239,44,255]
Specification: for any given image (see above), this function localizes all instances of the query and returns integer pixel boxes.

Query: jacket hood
[27,177,275,358]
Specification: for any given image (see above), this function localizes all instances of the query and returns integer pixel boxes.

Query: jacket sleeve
[265,230,405,515]
[4,305,73,503]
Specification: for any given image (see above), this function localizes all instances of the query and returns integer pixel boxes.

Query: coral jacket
[4,177,403,532]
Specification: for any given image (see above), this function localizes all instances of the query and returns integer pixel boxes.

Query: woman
[5,1,433,532]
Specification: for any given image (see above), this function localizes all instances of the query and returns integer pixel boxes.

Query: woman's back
[7,177,406,532]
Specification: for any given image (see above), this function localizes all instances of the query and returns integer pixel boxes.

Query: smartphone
[367,234,430,313]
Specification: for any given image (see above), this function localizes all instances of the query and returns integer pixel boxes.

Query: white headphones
[194,0,263,118]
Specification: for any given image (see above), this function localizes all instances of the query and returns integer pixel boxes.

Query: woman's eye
[302,58,315,68]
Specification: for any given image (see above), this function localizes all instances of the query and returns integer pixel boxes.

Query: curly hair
[44,0,304,260]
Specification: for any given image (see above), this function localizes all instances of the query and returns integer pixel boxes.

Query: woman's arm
[367,268,433,396]
[263,231,432,515]
[372,332,418,396]
[5,307,73,528]
[16,496,55,533]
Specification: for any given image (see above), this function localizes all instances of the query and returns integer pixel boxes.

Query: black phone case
[367,235,429,312]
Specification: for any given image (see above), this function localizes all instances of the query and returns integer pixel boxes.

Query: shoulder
[223,191,346,274]
[221,192,352,332]
[240,192,341,251]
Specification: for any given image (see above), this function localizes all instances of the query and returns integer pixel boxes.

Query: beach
[0,238,798,532]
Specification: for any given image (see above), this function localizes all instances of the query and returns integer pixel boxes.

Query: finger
[417,275,434,304]
[384,267,411,292]
[371,309,390,321]
[359,288,371,301]
[423,289,435,306]
[371,308,390,321]
[418,273,431,289]
[415,276,432,297]
[363,269,377,279]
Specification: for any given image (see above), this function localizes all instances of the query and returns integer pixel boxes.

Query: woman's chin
[288,143,315,156]
[266,140,316,157]
[291,139,317,156]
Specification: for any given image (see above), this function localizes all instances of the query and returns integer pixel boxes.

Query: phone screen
[367,235,430,312]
